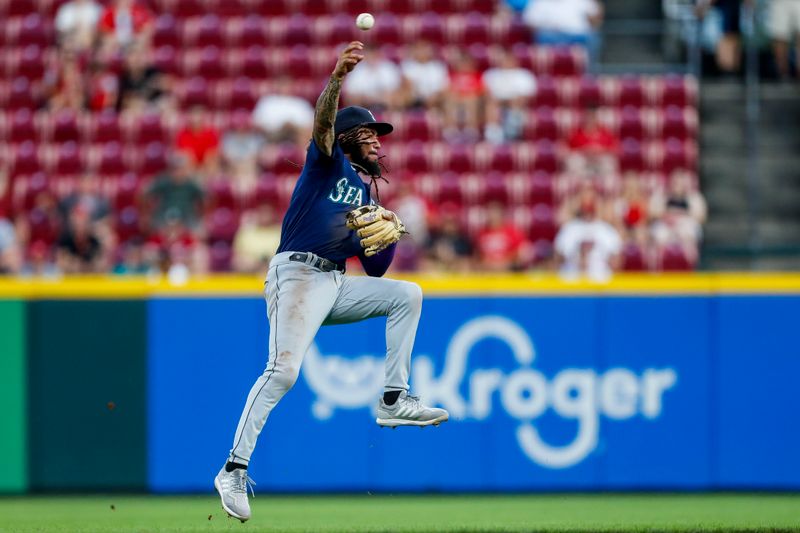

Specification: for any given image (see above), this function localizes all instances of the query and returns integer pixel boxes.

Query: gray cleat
[214,466,255,522]
[376,391,449,428]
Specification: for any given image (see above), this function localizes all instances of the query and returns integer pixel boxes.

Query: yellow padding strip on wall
[0,273,799,299]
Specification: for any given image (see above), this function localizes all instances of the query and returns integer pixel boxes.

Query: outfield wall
[1,274,799,493]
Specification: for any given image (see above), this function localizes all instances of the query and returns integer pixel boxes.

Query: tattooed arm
[313,41,364,157]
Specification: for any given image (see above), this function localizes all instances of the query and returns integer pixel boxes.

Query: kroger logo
[302,315,677,469]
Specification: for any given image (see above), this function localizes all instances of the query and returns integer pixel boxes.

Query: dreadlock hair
[338,125,390,202]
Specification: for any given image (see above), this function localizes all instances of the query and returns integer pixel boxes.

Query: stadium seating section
[0,0,699,273]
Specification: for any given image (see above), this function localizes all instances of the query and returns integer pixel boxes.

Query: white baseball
[356,12,374,31]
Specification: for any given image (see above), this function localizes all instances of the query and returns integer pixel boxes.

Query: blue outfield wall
[147,295,800,492]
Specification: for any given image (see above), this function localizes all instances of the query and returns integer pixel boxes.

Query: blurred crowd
[0,0,707,280]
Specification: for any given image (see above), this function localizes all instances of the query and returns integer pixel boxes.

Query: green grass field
[1,494,798,533]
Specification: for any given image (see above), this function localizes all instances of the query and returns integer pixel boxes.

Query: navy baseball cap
[334,106,393,137]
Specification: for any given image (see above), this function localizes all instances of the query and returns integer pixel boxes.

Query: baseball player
[215,42,449,522]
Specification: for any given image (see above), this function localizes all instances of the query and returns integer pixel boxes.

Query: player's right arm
[313,41,364,157]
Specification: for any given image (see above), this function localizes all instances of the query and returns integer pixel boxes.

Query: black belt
[289,252,345,273]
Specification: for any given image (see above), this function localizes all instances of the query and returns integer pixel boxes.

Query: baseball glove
[346,205,408,256]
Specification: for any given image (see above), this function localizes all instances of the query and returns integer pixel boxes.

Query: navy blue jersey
[276,139,372,264]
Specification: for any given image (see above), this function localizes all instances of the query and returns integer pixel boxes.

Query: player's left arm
[358,243,397,277]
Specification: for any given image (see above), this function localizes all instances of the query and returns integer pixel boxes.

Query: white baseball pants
[228,251,422,465]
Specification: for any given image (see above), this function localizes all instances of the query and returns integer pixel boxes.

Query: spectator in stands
[252,77,315,145]
[146,211,208,277]
[343,45,404,111]
[444,51,484,142]
[45,47,87,111]
[98,0,154,51]
[0,208,21,275]
[176,105,220,173]
[523,0,604,56]
[21,241,61,278]
[117,42,166,111]
[56,206,107,273]
[482,50,536,143]
[391,182,432,271]
[475,202,530,271]
[113,238,151,274]
[566,106,619,176]
[87,58,120,111]
[613,172,650,250]
[424,207,473,272]
[55,0,103,51]
[60,174,111,224]
[767,0,800,80]
[145,153,205,230]
[222,111,265,192]
[695,0,749,76]
[555,194,622,282]
[233,204,281,273]
[401,40,450,109]
[650,168,706,265]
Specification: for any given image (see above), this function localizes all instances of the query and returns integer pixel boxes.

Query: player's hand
[332,41,364,80]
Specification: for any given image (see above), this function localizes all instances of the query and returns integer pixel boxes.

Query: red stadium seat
[532,141,558,173]
[321,14,358,46]
[286,45,313,79]
[139,142,168,175]
[209,240,233,272]
[528,107,558,142]
[466,42,490,71]
[8,0,37,16]
[51,109,80,143]
[481,171,509,205]
[578,76,601,108]
[227,77,257,111]
[403,111,436,142]
[207,207,240,242]
[97,142,126,175]
[373,13,401,45]
[295,0,330,16]
[661,106,690,141]
[405,142,430,174]
[194,14,224,48]
[342,0,371,16]
[18,14,50,47]
[529,203,556,242]
[661,138,691,174]
[461,12,490,45]
[446,143,474,174]
[550,47,580,77]
[53,141,82,175]
[14,46,46,80]
[8,109,38,143]
[238,15,268,48]
[426,0,456,14]
[619,106,644,141]
[90,111,122,143]
[621,243,647,271]
[418,13,446,45]
[534,76,558,108]
[114,173,140,209]
[194,46,226,80]
[529,171,554,205]
[619,138,644,172]
[463,0,495,13]
[153,14,181,48]
[21,172,50,211]
[251,173,279,207]
[618,77,645,108]
[154,46,179,75]
[437,172,463,205]
[503,16,532,46]
[660,243,692,271]
[6,78,36,110]
[211,0,247,17]
[27,207,59,245]
[209,179,237,210]
[240,46,272,79]
[256,0,290,16]
[173,0,204,18]
[180,76,211,108]
[132,113,166,145]
[510,42,534,70]
[489,144,515,173]
[11,141,41,176]
[661,76,691,108]
[115,206,142,243]
[283,14,312,46]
